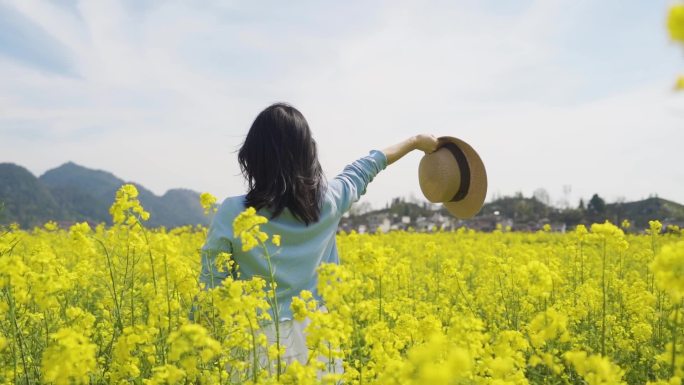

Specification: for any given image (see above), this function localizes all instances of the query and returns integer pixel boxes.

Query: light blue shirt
[199,149,387,321]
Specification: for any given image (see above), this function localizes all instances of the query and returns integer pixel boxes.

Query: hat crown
[418,147,462,203]
[417,136,488,219]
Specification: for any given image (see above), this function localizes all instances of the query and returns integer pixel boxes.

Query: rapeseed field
[1,184,683,385]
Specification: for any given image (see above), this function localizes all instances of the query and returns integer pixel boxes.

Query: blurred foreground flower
[42,328,97,385]
[650,241,684,302]
[669,4,684,91]
[669,4,684,42]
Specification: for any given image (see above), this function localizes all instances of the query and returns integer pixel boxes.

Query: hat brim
[437,136,487,219]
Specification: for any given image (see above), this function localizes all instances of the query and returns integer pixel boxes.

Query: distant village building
[336,195,684,234]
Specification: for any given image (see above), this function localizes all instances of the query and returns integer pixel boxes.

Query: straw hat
[418,136,487,219]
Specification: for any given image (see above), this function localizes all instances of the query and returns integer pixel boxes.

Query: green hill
[40,162,124,224]
[40,161,123,199]
[475,195,684,230]
[0,163,65,227]
[605,197,684,229]
[478,196,552,224]
[4,160,683,232]
[158,189,209,228]
[0,162,209,228]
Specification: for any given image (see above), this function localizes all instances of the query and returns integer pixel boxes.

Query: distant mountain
[40,161,124,198]
[605,197,684,229]
[39,162,124,224]
[479,196,684,230]
[3,160,683,232]
[0,162,209,228]
[157,189,209,228]
[0,163,64,226]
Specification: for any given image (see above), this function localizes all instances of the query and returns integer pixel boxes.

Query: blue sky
[1,0,683,209]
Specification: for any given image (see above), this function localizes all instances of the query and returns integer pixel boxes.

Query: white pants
[259,306,344,379]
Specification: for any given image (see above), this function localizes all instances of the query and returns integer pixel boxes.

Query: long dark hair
[238,103,325,225]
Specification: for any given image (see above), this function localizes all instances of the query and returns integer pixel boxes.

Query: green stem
[455,276,476,316]
[601,238,607,356]
[5,285,30,385]
[201,251,219,337]
[95,238,124,332]
[672,301,681,377]
[43,310,50,348]
[328,341,333,373]
[378,275,383,322]
[163,253,172,336]
[136,220,158,295]
[262,241,281,379]
[650,231,658,293]
[573,246,578,307]
[497,274,510,326]
[246,314,259,383]
[135,219,168,364]
[580,240,584,285]
[129,248,136,327]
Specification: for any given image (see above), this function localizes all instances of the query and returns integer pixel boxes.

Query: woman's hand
[382,134,440,165]
[413,134,439,154]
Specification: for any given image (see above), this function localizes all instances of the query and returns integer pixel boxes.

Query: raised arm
[329,134,439,215]
[382,134,439,165]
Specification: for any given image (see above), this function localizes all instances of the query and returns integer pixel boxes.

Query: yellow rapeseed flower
[109,184,150,225]
[528,308,570,349]
[199,192,218,214]
[291,297,308,321]
[591,221,624,239]
[291,290,317,322]
[167,324,222,378]
[41,328,97,385]
[668,4,684,42]
[44,221,58,231]
[650,241,684,301]
[648,220,663,235]
[647,377,682,385]
[215,251,233,273]
[280,361,317,385]
[232,207,269,251]
[576,223,589,239]
[4,184,684,384]
[564,350,626,385]
[145,364,187,385]
[676,76,684,90]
